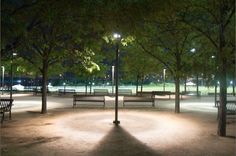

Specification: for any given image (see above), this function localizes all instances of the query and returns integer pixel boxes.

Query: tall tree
[2,0,107,113]
[133,0,198,113]
[182,0,235,136]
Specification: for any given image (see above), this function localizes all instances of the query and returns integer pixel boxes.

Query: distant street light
[1,66,5,95]
[113,33,121,39]
[163,69,166,91]
[10,50,17,99]
[190,48,196,53]
[113,33,121,125]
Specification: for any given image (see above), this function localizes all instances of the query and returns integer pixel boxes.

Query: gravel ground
[0,94,235,156]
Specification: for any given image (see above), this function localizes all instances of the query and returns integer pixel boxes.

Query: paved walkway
[2,93,224,112]
[1,94,235,156]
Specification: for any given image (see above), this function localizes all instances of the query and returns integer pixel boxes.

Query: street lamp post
[1,66,5,95]
[163,69,166,91]
[113,33,121,125]
[212,55,218,106]
[63,82,66,94]
[112,66,115,95]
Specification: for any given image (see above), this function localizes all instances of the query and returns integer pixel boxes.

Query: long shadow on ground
[88,125,160,156]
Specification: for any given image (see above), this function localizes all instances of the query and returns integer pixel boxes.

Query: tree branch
[179,33,189,55]
[224,5,235,28]
[10,1,39,16]
[183,22,218,49]
[137,40,174,75]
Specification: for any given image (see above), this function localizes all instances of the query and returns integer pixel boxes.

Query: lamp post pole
[113,33,121,125]
[10,51,17,99]
[10,52,13,99]
[63,82,66,95]
[112,66,115,95]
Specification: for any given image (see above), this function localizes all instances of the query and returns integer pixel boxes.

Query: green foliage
[182,0,235,67]
[121,41,161,82]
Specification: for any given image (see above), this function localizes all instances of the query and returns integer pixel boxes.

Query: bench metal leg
[1,112,5,123]
[9,110,12,119]
[73,101,76,108]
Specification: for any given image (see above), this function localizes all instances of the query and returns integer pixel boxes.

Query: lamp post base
[113,120,120,125]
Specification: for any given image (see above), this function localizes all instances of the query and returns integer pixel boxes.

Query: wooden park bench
[93,89,109,96]
[33,88,50,95]
[216,100,236,118]
[33,88,42,95]
[136,91,154,97]
[0,99,14,123]
[123,95,155,107]
[73,95,105,107]
[152,91,172,99]
[181,91,201,99]
[118,89,133,96]
[58,89,76,95]
[137,91,172,99]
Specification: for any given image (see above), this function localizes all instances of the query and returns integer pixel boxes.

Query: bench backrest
[0,99,14,112]
[152,91,171,95]
[181,91,201,95]
[136,91,153,97]
[216,100,236,115]
[73,95,105,102]
[123,95,154,102]
[226,102,236,114]
[93,89,109,95]
[58,89,75,93]
[118,89,132,95]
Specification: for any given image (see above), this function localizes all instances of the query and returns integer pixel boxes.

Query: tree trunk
[184,78,187,92]
[34,75,37,89]
[214,76,218,106]
[175,50,181,113]
[233,81,235,96]
[217,3,227,136]
[217,58,227,136]
[232,75,235,96]
[85,78,88,95]
[141,75,144,92]
[196,74,200,97]
[89,77,92,95]
[175,76,180,113]
[136,74,139,94]
[41,60,48,114]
